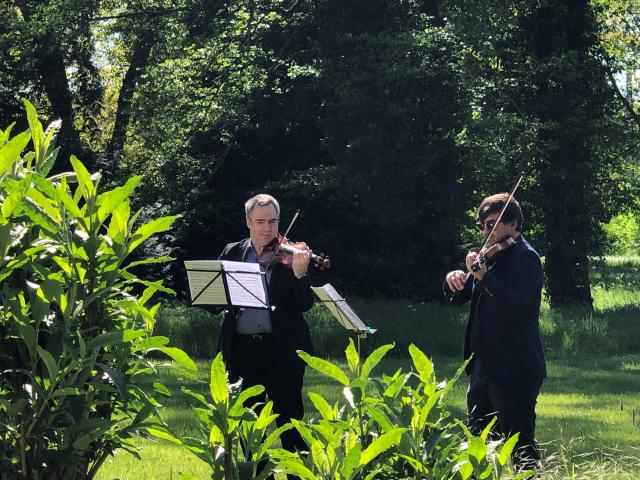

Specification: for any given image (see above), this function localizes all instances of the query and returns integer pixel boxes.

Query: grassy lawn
[96,354,640,479]
[97,256,640,479]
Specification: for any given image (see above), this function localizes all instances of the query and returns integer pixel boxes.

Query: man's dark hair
[477,193,524,232]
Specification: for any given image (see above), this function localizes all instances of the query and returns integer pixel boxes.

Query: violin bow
[263,209,300,271]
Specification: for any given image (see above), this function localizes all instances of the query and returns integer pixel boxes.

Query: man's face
[246,204,279,248]
[478,213,518,245]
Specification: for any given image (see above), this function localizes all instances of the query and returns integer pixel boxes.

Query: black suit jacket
[449,235,547,384]
[216,238,314,371]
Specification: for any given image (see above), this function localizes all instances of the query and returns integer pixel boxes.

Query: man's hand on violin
[445,270,468,292]
[465,251,487,280]
[292,242,311,279]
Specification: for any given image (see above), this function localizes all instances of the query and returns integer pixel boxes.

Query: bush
[175,342,534,479]
[0,101,194,479]
[602,212,640,255]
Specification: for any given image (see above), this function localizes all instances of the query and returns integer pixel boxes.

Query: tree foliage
[0,0,639,305]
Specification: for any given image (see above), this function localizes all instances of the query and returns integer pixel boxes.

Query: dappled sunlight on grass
[96,256,640,478]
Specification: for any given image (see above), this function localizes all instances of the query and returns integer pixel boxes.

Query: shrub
[602,212,640,255]
[0,101,195,479]
[178,340,533,479]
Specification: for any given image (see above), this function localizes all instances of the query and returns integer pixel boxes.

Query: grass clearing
[97,354,640,479]
[98,256,640,478]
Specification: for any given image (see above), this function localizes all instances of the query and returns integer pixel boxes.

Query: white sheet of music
[184,260,268,308]
[222,260,268,309]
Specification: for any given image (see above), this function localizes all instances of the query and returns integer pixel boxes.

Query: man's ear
[246,217,251,229]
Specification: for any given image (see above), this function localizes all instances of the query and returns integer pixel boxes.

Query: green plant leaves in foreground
[0,100,194,479]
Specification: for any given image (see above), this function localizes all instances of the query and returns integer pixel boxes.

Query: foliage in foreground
[175,342,533,480]
[0,101,195,479]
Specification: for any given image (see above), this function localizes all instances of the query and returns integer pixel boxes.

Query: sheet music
[222,261,268,309]
[184,260,268,309]
[184,260,227,306]
[312,283,374,333]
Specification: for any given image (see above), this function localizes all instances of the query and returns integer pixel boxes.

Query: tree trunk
[15,1,94,171]
[521,0,609,309]
[106,28,157,168]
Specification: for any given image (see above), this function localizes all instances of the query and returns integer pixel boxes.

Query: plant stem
[19,422,27,480]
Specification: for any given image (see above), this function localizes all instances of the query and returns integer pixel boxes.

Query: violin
[471,236,516,272]
[258,234,331,270]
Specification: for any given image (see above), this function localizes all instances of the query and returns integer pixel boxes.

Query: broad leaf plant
[0,100,195,480]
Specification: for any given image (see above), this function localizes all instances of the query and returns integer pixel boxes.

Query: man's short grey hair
[245,194,280,218]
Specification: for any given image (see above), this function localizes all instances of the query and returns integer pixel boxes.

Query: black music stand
[312,283,376,356]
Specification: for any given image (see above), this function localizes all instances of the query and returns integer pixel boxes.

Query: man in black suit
[217,193,313,464]
[444,193,546,471]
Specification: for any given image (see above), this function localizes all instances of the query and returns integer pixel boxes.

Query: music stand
[184,260,269,309]
[312,283,376,356]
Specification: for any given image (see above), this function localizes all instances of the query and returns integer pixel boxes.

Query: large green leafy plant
[0,101,195,479]
[170,353,291,480]
[272,341,531,480]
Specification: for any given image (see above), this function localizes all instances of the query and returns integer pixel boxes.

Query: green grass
[96,256,640,479]
[96,353,640,480]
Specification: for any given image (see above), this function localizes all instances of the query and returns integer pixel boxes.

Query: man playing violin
[216,193,313,475]
[444,193,546,471]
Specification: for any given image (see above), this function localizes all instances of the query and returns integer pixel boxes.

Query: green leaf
[0,130,30,175]
[72,422,113,449]
[26,187,61,223]
[209,353,228,404]
[96,363,127,403]
[123,256,174,270]
[32,174,85,221]
[0,122,15,146]
[86,331,124,350]
[481,416,497,442]
[107,201,130,243]
[409,343,434,384]
[39,146,59,177]
[147,428,183,445]
[298,351,350,386]
[20,202,58,234]
[273,460,316,479]
[466,436,488,462]
[343,443,362,479]
[0,224,10,257]
[154,347,197,372]
[1,191,23,218]
[39,278,64,302]
[152,382,171,396]
[359,428,406,466]
[179,474,200,480]
[16,318,37,358]
[345,338,359,374]
[23,98,44,162]
[308,391,334,420]
[360,343,395,380]
[128,215,178,253]
[37,346,59,381]
[122,329,147,342]
[70,155,95,199]
[135,336,170,351]
[499,433,520,465]
[52,387,81,398]
[234,384,265,409]
[97,176,142,223]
